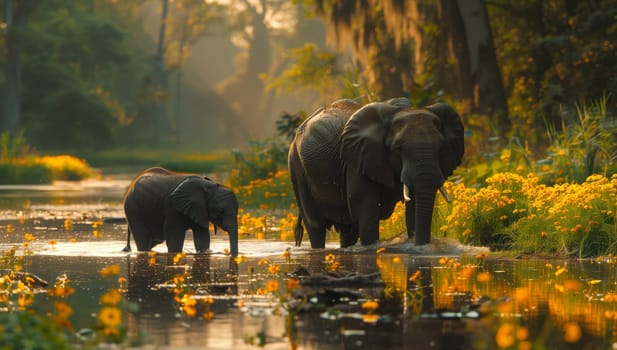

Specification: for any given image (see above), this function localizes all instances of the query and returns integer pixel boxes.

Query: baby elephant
[123,167,239,255]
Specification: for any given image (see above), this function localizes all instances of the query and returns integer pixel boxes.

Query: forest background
[0,0,614,163]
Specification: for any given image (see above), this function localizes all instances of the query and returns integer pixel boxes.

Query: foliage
[36,155,99,181]
[229,138,289,188]
[235,170,294,210]
[542,96,616,183]
[427,173,617,257]
[0,312,71,350]
[0,130,32,163]
[18,2,146,151]
[490,0,617,137]
[0,155,98,184]
[0,161,52,184]
[0,255,136,349]
[464,97,616,185]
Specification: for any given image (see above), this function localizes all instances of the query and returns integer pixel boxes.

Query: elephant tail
[122,225,132,252]
[294,213,304,247]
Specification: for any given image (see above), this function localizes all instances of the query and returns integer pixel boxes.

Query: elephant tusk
[403,184,411,202]
[439,186,452,203]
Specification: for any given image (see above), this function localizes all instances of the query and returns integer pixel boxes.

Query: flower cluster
[235,170,294,210]
[381,173,617,257]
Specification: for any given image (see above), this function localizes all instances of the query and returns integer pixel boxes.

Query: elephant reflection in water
[126,253,238,318]
[288,98,464,248]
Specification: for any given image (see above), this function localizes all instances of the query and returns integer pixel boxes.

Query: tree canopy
[0,0,614,155]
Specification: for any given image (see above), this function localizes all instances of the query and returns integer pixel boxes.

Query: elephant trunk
[227,221,239,256]
[401,153,443,245]
[414,189,437,245]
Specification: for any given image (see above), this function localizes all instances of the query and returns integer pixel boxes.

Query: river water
[0,171,616,349]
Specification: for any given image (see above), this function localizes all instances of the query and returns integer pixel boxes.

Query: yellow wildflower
[514,287,530,304]
[266,279,280,293]
[286,278,300,291]
[495,323,515,348]
[173,252,186,264]
[563,322,581,343]
[18,294,34,309]
[55,301,73,319]
[362,313,379,324]
[477,272,492,283]
[361,300,379,312]
[268,264,280,275]
[555,266,568,276]
[281,249,290,259]
[100,288,122,305]
[324,253,336,264]
[98,306,122,327]
[409,270,421,282]
[100,265,120,278]
[234,255,248,264]
[48,285,75,298]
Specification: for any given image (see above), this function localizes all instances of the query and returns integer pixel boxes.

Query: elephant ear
[169,176,217,228]
[426,103,465,178]
[341,102,406,188]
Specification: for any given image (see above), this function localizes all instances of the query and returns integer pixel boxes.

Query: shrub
[229,138,289,188]
[37,155,99,181]
[0,161,52,184]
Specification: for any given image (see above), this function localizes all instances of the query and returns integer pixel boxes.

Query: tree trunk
[1,0,23,133]
[446,0,511,136]
[154,0,170,147]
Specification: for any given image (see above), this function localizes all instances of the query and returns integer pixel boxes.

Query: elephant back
[295,102,360,186]
[124,170,186,206]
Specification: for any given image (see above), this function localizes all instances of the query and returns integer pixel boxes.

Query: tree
[440,0,510,134]
[314,0,414,100]
[311,0,511,135]
[1,0,37,133]
[217,0,297,138]
[13,1,150,150]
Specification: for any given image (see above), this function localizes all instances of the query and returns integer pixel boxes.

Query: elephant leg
[192,226,211,253]
[349,198,380,245]
[125,199,159,251]
[127,220,155,251]
[306,223,327,248]
[163,208,189,253]
[347,175,381,245]
[338,224,358,248]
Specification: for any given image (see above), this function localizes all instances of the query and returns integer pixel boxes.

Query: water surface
[1,174,616,349]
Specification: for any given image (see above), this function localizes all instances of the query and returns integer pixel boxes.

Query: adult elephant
[288,98,464,248]
[123,167,239,255]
